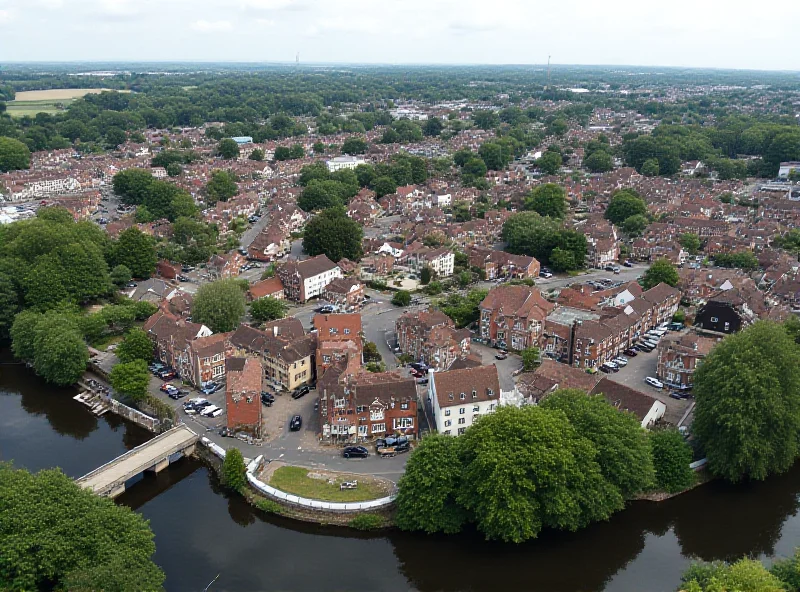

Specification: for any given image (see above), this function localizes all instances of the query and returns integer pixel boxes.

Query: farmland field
[6,88,131,118]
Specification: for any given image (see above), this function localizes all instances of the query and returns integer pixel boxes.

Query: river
[3,360,800,592]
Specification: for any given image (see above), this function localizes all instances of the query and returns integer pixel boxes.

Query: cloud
[241,0,308,11]
[36,0,64,8]
[256,18,275,26]
[305,16,378,36]
[0,9,15,24]
[191,19,233,32]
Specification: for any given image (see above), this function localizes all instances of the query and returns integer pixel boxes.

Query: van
[200,405,220,417]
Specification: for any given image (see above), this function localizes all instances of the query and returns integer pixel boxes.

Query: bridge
[76,425,199,498]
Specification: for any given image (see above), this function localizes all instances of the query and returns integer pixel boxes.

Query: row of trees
[395,391,693,542]
[112,168,198,221]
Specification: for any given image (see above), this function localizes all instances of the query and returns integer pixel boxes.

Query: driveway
[469,342,522,391]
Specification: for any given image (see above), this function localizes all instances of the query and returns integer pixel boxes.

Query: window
[334,398,346,409]
[448,393,454,401]
[444,430,451,435]
[487,389,494,397]
[323,355,331,364]
[460,393,466,400]
[344,328,350,335]
[370,411,384,421]
[212,353,222,363]
[356,405,367,413]
[395,417,414,429]
[457,428,466,435]
[329,327,338,334]
[489,404,495,411]
[444,420,452,427]
[724,322,730,331]
[473,405,480,412]
[444,409,451,416]
[371,423,385,434]
[459,408,465,415]
[472,390,477,399]
[212,365,224,377]
[358,425,367,436]
[400,402,409,410]
[458,418,466,425]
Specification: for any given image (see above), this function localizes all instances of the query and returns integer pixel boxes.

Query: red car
[159,383,173,392]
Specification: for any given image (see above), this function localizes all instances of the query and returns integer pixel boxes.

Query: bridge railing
[201,438,396,513]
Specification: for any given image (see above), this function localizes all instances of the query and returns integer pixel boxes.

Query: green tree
[395,434,468,534]
[640,258,679,290]
[302,207,363,262]
[770,548,800,590]
[112,168,153,205]
[372,176,398,198]
[341,137,368,155]
[649,428,694,493]
[419,266,433,285]
[521,347,540,371]
[537,151,562,175]
[0,136,31,172]
[10,309,43,361]
[584,151,613,173]
[105,127,127,148]
[109,228,157,278]
[110,264,133,286]
[459,406,624,542]
[549,247,576,272]
[221,448,247,492]
[116,328,154,363]
[250,296,288,322]
[363,341,382,363]
[217,138,240,159]
[478,142,506,170]
[205,169,238,205]
[249,148,265,161]
[110,359,150,402]
[462,157,488,180]
[0,463,164,592]
[423,117,444,137]
[680,558,786,592]
[525,183,568,218]
[622,214,649,236]
[472,110,500,130]
[165,162,182,177]
[542,389,655,498]
[0,273,20,339]
[694,321,800,482]
[392,290,411,307]
[605,190,648,225]
[679,233,702,255]
[640,158,660,177]
[33,327,88,386]
[192,279,246,333]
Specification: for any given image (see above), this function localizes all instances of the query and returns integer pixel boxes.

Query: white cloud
[241,0,307,11]
[37,0,64,8]
[191,19,233,32]
[0,9,14,24]
[305,16,377,36]
[97,0,138,16]
[256,18,275,26]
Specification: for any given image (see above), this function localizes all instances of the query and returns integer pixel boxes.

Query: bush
[348,513,385,531]
[649,428,694,493]
[254,498,282,514]
[392,290,411,307]
[221,448,248,492]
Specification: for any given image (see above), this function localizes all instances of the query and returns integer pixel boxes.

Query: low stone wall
[107,398,161,433]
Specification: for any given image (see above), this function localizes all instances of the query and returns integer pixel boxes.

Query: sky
[0,0,799,71]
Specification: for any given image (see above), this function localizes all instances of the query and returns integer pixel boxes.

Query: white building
[389,108,428,121]
[435,193,452,207]
[409,247,454,278]
[326,155,366,172]
[277,254,343,303]
[429,365,501,435]
[779,162,800,180]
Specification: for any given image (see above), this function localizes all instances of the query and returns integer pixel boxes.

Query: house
[247,224,289,261]
[657,333,717,390]
[589,378,666,428]
[314,313,363,376]
[156,260,181,280]
[479,286,555,350]
[247,277,285,301]
[467,246,540,280]
[395,309,471,370]
[225,357,263,437]
[326,155,365,172]
[322,277,365,311]
[277,255,342,303]
[695,289,756,334]
[406,246,455,277]
[124,278,179,303]
[429,365,501,436]
[207,252,246,280]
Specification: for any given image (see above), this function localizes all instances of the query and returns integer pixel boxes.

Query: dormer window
[460,393,466,400]
[472,390,477,399]
[344,328,350,335]
[448,393,454,401]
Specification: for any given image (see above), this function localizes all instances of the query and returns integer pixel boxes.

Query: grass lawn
[6,100,66,118]
[268,466,388,503]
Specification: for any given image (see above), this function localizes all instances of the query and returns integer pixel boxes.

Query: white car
[207,408,224,418]
[613,357,628,367]
[200,405,220,417]
[645,377,664,389]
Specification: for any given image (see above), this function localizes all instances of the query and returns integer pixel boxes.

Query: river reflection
[4,358,800,592]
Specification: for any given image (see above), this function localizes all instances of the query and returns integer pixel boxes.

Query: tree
[221,448,247,492]
[605,190,648,225]
[205,169,238,205]
[420,266,433,285]
[542,389,655,498]
[395,434,468,534]
[423,117,444,137]
[250,296,287,322]
[649,428,694,493]
[302,207,363,263]
[11,309,44,362]
[458,406,624,542]
[110,264,132,286]
[537,151,562,175]
[192,279,246,333]
[165,162,182,177]
[584,151,613,173]
[217,138,240,159]
[521,347,540,371]
[109,228,157,278]
[549,247,575,272]
[372,176,398,198]
[472,110,500,130]
[0,463,164,591]
[363,341,382,363]
[462,157,488,180]
[392,290,411,307]
[680,558,786,592]
[110,359,150,402]
[0,136,31,172]
[525,183,568,218]
[478,142,506,171]
[436,289,487,327]
[248,148,265,161]
[622,214,649,236]
[341,137,368,155]
[640,158,660,177]
[112,168,153,205]
[116,328,154,364]
[105,127,127,148]
[641,258,679,290]
[33,327,88,386]
[693,322,800,482]
[679,233,702,255]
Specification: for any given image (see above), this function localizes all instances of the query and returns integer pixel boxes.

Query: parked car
[645,377,664,389]
[600,364,614,374]
[613,357,628,367]
[376,436,408,450]
[200,382,220,395]
[168,389,188,400]
[669,391,690,400]
[623,260,633,267]
[261,392,275,406]
[159,383,174,393]
[495,351,508,360]
[668,322,684,332]
[539,271,553,279]
[416,378,429,385]
[292,385,310,399]
[176,274,189,282]
[159,370,176,380]
[623,348,638,357]
[199,405,220,417]
[289,415,302,431]
[343,446,369,459]
[126,282,137,288]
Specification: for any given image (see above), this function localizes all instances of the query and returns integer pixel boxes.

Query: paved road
[239,212,271,249]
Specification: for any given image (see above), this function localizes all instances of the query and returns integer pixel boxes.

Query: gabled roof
[590,378,661,422]
[433,365,500,409]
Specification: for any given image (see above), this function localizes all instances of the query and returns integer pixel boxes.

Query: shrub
[348,513,385,530]
[254,498,282,514]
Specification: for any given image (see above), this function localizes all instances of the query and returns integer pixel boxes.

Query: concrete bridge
[76,425,199,498]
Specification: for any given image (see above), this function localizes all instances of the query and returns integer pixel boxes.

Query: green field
[268,466,389,502]
[6,99,71,118]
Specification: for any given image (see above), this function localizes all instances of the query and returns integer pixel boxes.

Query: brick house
[467,246,540,280]
[278,255,342,302]
[314,313,363,377]
[207,252,246,280]
[656,333,717,390]
[429,365,501,436]
[247,277,285,301]
[395,309,471,370]
[225,357,263,437]
[322,277,365,311]
[479,286,555,350]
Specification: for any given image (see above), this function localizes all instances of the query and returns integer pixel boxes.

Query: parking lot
[604,338,692,425]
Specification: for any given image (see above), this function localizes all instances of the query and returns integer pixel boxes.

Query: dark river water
[3,360,800,592]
